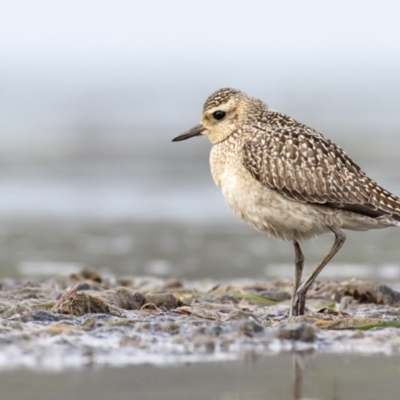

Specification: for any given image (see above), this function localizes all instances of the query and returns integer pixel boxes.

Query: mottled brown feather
[242,112,400,222]
[203,88,242,112]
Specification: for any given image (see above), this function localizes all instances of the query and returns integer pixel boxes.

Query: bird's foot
[290,292,306,316]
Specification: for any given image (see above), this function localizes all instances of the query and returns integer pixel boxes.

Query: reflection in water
[293,353,304,400]
[292,351,343,400]
[292,351,318,400]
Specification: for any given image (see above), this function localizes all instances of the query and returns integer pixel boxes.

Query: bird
[172,88,400,316]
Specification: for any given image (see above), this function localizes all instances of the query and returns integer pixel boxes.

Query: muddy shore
[1,269,400,371]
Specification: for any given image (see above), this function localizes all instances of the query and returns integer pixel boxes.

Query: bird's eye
[212,111,226,120]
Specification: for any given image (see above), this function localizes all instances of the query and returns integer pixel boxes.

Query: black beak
[172,124,205,142]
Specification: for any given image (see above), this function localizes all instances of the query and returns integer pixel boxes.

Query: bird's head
[172,88,266,145]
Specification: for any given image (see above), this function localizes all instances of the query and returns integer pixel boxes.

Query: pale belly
[215,166,331,242]
[210,149,398,242]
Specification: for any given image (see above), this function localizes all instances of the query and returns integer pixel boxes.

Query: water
[2,354,400,400]
[0,133,399,282]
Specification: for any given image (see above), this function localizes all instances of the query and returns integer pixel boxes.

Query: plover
[172,88,400,316]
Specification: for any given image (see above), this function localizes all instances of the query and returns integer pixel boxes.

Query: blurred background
[0,0,399,281]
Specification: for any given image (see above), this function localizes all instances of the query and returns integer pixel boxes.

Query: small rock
[275,323,317,342]
[161,279,183,290]
[192,334,215,354]
[258,290,291,302]
[102,288,146,310]
[335,281,400,305]
[235,318,264,337]
[144,293,183,310]
[20,310,72,323]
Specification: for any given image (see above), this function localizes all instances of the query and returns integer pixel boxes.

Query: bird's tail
[366,179,400,224]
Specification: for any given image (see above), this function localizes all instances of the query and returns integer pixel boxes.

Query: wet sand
[1,269,400,373]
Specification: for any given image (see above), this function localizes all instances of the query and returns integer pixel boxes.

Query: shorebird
[172,88,400,316]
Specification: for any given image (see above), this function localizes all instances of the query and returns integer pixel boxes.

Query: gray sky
[0,1,399,159]
[2,1,400,68]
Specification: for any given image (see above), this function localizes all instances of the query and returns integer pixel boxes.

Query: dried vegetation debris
[51,279,184,317]
[1,270,400,369]
[0,271,399,327]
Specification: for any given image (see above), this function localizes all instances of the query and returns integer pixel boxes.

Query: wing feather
[242,120,400,221]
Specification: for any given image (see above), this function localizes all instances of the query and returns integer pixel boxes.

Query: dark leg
[292,226,346,316]
[293,354,303,400]
[290,241,304,317]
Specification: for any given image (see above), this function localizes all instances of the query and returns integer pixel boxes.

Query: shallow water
[1,132,400,283]
[2,354,400,400]
[1,216,400,288]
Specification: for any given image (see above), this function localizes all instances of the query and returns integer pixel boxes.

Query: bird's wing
[242,125,400,220]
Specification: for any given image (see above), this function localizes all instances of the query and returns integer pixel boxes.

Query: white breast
[210,145,331,241]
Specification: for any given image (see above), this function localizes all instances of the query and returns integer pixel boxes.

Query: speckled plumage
[173,88,400,316]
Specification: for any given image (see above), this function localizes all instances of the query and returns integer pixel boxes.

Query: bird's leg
[292,226,346,316]
[290,241,304,317]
